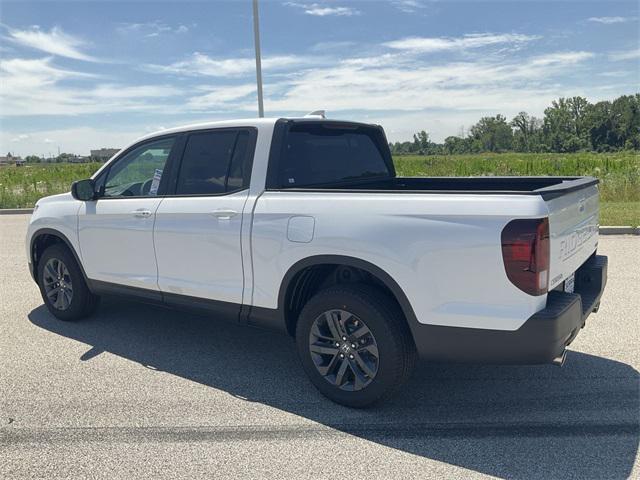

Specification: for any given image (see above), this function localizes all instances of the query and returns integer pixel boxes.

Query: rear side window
[278,123,391,188]
[176,129,254,195]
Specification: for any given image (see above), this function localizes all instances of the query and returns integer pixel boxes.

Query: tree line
[389,94,640,155]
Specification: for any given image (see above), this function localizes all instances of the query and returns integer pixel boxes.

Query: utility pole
[252,0,264,118]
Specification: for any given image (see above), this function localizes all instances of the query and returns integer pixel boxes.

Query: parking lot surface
[1,214,638,479]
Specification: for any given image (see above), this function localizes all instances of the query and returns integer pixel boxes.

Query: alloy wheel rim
[308,309,379,391]
[43,258,73,310]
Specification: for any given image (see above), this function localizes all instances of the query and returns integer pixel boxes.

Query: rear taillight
[501,218,550,296]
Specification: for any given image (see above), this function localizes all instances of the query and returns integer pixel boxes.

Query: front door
[78,136,177,291]
[153,128,256,313]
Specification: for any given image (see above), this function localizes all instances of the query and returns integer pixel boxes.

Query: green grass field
[394,152,640,226]
[1,152,638,225]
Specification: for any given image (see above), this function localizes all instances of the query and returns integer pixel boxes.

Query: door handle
[133,209,152,218]
[211,209,238,220]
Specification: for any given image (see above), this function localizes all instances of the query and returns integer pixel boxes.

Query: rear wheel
[37,244,99,321]
[296,284,416,407]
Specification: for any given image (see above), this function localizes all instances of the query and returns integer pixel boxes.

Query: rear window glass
[278,124,391,188]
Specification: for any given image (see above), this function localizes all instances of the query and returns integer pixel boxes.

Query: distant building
[0,152,23,166]
[90,148,120,162]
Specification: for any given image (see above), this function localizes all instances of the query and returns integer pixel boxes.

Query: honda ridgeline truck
[26,116,608,406]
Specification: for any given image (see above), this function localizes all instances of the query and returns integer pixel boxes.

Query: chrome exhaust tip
[552,350,567,367]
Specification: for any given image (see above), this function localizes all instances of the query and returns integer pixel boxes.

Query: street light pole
[252,0,264,118]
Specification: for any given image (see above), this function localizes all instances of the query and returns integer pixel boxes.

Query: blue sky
[1,0,638,156]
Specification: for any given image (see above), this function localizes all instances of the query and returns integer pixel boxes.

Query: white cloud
[0,57,96,90]
[144,52,316,77]
[187,84,257,111]
[310,40,356,52]
[392,1,428,14]
[90,84,182,99]
[587,16,636,24]
[11,134,30,142]
[598,71,629,78]
[527,51,594,66]
[609,48,640,61]
[5,26,97,61]
[285,2,360,17]
[246,50,596,124]
[116,21,191,38]
[0,57,182,116]
[2,38,598,124]
[384,33,540,53]
[0,23,623,151]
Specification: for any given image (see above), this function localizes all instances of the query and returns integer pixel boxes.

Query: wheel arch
[30,228,90,285]
[276,255,420,337]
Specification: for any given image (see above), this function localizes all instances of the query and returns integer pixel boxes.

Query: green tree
[584,100,615,151]
[55,153,76,163]
[543,97,591,152]
[510,112,543,152]
[444,136,470,154]
[469,114,513,152]
[389,94,639,155]
[412,130,430,154]
[568,96,590,140]
[611,94,640,149]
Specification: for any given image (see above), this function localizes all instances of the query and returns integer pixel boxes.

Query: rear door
[78,135,177,291]
[153,128,256,313]
[546,183,600,290]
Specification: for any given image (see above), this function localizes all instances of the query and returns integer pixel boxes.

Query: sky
[0,0,638,157]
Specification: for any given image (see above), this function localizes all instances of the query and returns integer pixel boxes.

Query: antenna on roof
[305,110,326,119]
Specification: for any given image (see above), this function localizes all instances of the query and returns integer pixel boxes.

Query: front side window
[176,129,252,195]
[103,137,175,198]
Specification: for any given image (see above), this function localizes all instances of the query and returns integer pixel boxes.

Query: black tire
[37,244,100,321]
[296,284,416,408]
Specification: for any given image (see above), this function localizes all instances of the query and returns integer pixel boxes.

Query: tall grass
[0,162,103,208]
[393,151,640,202]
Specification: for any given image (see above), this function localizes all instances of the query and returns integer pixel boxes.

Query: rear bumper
[412,254,608,364]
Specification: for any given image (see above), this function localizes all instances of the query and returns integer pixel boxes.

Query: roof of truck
[89,116,382,181]
[139,116,378,143]
[139,117,279,141]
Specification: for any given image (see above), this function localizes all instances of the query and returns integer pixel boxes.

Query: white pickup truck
[26,117,608,406]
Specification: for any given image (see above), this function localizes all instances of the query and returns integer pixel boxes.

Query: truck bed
[288,176,599,200]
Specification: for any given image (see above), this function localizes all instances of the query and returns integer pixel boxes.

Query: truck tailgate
[545,183,599,290]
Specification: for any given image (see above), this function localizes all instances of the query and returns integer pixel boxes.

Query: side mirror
[71,179,96,201]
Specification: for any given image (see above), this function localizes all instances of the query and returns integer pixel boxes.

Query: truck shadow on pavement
[29,299,639,479]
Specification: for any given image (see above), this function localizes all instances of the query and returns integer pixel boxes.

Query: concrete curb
[0,208,34,215]
[599,226,640,235]
[0,208,638,235]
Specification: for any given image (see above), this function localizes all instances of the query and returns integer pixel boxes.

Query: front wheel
[37,244,100,321]
[296,285,416,407]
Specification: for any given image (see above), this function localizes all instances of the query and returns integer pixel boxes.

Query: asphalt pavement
[1,214,638,479]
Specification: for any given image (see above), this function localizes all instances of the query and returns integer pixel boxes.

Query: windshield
[278,123,392,188]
